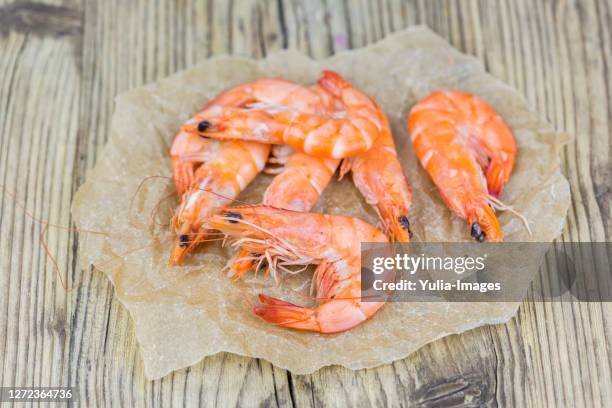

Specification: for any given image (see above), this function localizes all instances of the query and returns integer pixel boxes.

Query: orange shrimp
[263,149,339,211]
[230,87,342,276]
[170,80,337,265]
[335,107,413,242]
[226,83,344,277]
[208,206,388,333]
[171,79,323,195]
[192,71,383,159]
[180,78,329,139]
[169,140,270,264]
[408,91,518,242]
[230,147,340,277]
[200,78,328,114]
[253,83,344,211]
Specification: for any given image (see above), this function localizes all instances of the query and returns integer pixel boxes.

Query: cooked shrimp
[263,150,339,211]
[169,140,270,264]
[171,81,325,263]
[408,91,519,242]
[258,82,345,211]
[226,82,343,277]
[208,206,388,333]
[205,78,329,113]
[193,71,383,159]
[171,79,320,193]
[230,148,340,277]
[340,107,413,241]
[180,78,329,138]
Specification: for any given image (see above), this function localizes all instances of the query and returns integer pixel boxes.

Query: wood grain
[0,0,610,406]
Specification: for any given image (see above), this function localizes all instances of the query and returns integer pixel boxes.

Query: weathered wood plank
[0,0,83,402]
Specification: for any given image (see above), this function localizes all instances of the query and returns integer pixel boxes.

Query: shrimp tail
[317,70,351,97]
[338,158,353,180]
[254,294,320,332]
[468,205,503,243]
[486,156,513,198]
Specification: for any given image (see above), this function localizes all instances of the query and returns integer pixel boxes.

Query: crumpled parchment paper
[71,26,571,379]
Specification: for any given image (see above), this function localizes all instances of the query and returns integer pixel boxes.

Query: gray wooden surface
[0,0,610,406]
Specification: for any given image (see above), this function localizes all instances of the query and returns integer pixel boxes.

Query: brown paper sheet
[71,26,571,379]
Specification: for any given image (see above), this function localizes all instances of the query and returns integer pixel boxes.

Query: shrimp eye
[224,211,243,223]
[470,223,485,242]
[470,223,482,237]
[398,215,410,229]
[179,234,189,247]
[398,215,413,238]
[197,120,211,132]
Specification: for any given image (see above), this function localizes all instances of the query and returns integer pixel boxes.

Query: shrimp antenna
[95,239,167,269]
[1,184,177,291]
[175,185,262,226]
[150,192,175,227]
[487,194,532,236]
[1,185,110,237]
[194,187,258,207]
[38,221,155,292]
[128,175,173,228]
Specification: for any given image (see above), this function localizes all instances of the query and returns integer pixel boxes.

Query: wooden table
[1,0,610,406]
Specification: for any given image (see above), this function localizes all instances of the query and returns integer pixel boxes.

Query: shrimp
[408,91,518,242]
[200,78,328,114]
[334,106,413,241]
[169,140,270,264]
[225,82,344,277]
[208,206,388,333]
[192,71,384,159]
[170,79,330,263]
[180,78,329,138]
[257,84,344,212]
[230,147,340,277]
[263,149,339,211]
[171,79,323,194]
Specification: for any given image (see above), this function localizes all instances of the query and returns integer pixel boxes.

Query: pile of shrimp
[168,71,527,334]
